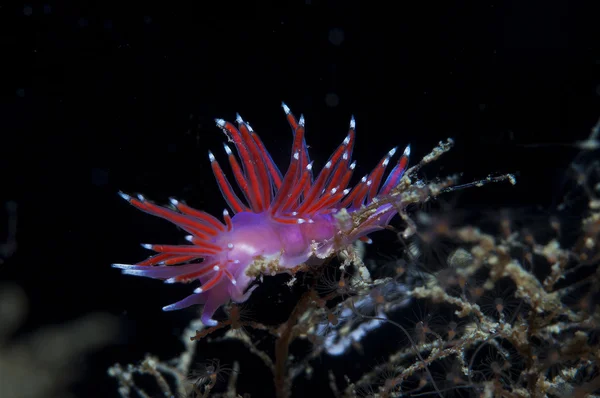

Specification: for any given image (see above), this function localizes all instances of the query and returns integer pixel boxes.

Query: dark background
[1,1,599,397]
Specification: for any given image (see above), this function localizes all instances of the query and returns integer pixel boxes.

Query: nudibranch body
[113,103,423,326]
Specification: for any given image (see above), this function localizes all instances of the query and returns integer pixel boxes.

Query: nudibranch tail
[114,104,416,326]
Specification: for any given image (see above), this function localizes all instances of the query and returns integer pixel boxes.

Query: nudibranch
[113,103,513,326]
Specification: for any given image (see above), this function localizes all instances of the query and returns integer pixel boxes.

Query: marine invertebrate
[113,104,513,327]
